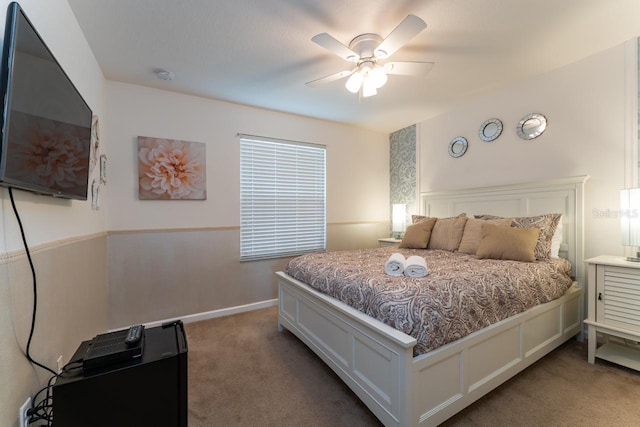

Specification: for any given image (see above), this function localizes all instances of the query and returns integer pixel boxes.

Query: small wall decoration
[448,136,468,158]
[99,154,107,184]
[517,113,547,140]
[478,118,503,142]
[137,136,207,200]
[91,179,100,210]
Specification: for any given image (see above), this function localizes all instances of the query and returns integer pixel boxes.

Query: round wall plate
[478,118,503,142]
[448,136,468,158]
[517,113,547,140]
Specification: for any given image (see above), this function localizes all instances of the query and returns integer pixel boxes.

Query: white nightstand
[378,237,402,247]
[585,255,640,370]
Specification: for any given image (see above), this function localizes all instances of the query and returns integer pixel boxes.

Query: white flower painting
[137,136,206,200]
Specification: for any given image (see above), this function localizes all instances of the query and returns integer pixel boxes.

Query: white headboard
[420,175,589,286]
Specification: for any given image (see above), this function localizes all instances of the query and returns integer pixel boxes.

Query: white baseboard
[136,299,278,329]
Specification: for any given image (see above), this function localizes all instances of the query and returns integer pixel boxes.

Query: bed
[276,176,588,426]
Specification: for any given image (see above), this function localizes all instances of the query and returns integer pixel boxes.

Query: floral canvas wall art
[137,136,206,200]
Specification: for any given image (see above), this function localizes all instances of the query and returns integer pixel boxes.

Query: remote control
[125,324,144,346]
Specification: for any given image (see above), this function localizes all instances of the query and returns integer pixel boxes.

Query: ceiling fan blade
[383,61,434,76]
[306,69,355,87]
[374,14,427,58]
[311,33,360,62]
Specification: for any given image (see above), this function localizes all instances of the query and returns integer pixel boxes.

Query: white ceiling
[67,0,640,134]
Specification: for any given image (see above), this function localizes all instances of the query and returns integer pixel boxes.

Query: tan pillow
[412,213,466,224]
[427,216,468,251]
[474,213,562,260]
[411,214,430,224]
[399,218,437,249]
[511,214,562,260]
[476,223,540,262]
[458,218,512,254]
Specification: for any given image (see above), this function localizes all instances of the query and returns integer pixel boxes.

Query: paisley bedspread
[285,247,573,357]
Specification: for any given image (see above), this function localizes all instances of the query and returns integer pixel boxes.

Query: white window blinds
[239,135,326,261]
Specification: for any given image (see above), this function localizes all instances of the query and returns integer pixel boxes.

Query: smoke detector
[156,70,175,81]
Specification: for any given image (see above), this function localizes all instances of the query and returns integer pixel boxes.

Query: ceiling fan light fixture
[307,14,432,97]
[345,70,363,93]
[362,78,377,97]
[369,65,388,89]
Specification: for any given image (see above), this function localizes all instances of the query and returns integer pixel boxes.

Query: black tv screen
[0,2,93,200]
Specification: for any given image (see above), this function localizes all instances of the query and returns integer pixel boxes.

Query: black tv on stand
[53,322,188,427]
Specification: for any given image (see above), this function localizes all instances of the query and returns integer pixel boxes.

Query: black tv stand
[53,322,188,427]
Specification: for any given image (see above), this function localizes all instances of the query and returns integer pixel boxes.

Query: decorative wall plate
[448,136,468,158]
[517,113,547,140]
[478,118,503,142]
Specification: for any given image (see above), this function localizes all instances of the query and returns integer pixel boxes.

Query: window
[239,134,326,261]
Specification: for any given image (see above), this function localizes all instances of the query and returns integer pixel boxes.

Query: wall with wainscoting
[105,81,390,328]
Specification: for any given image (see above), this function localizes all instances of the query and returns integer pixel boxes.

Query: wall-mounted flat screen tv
[0,2,93,200]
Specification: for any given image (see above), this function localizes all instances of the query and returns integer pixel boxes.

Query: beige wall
[105,82,390,328]
[107,222,388,329]
[106,82,390,230]
[417,41,633,261]
[0,236,108,427]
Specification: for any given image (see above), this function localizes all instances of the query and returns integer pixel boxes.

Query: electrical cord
[9,188,57,377]
[9,187,57,375]
[9,188,58,426]
[28,373,55,426]
[27,360,85,426]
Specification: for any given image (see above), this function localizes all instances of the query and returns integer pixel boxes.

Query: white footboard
[411,282,582,425]
[277,271,416,427]
[277,272,583,427]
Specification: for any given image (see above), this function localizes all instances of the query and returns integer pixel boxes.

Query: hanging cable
[8,188,57,377]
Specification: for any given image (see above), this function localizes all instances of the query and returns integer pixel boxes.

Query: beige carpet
[185,307,640,426]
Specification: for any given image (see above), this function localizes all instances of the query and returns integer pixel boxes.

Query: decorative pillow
[413,213,466,224]
[473,213,562,260]
[511,214,562,260]
[458,218,513,255]
[476,224,540,262]
[399,218,437,249]
[412,215,431,224]
[427,216,468,251]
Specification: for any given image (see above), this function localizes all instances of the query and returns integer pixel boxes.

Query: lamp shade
[621,188,640,246]
[392,204,407,235]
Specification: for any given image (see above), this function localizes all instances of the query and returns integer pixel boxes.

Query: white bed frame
[277,176,589,426]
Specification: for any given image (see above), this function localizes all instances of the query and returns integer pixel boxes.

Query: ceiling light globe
[362,78,377,97]
[369,66,387,89]
[345,71,364,93]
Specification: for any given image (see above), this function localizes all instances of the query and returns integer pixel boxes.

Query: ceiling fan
[307,14,434,98]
